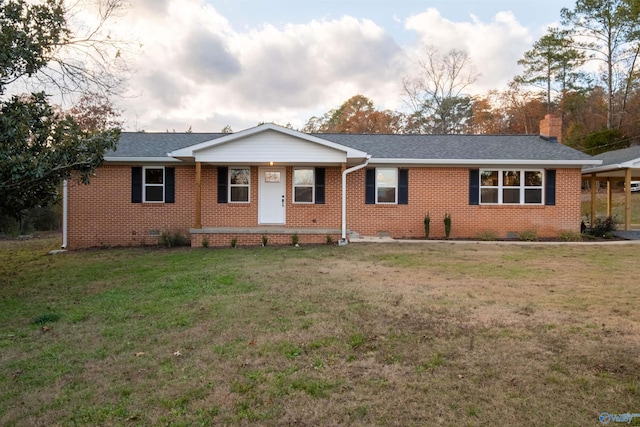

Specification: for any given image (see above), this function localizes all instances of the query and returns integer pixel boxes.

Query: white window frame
[143,166,165,203]
[229,167,250,203]
[293,168,315,204]
[480,169,544,205]
[376,168,398,204]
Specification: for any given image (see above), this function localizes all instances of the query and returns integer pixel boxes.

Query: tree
[67,92,122,132]
[0,0,68,92]
[468,94,505,134]
[0,92,118,219]
[561,0,640,129]
[0,0,123,221]
[402,46,479,134]
[3,0,130,97]
[303,95,403,134]
[517,28,586,113]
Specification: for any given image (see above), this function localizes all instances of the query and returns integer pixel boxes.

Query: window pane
[525,171,542,186]
[145,168,163,184]
[145,186,163,202]
[294,169,314,186]
[481,171,498,186]
[295,187,313,203]
[377,187,396,203]
[230,187,248,202]
[481,188,498,203]
[502,171,520,187]
[231,169,250,185]
[377,169,397,187]
[265,172,280,183]
[525,188,542,204]
[503,188,520,203]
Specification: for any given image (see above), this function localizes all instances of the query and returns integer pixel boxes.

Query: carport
[582,146,640,230]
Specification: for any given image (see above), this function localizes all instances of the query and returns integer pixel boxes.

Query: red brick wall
[201,166,342,228]
[67,165,195,248]
[345,167,582,239]
[68,164,582,248]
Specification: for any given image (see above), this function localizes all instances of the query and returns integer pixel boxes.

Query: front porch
[190,227,343,247]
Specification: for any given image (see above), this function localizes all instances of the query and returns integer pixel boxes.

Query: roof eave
[104,156,183,163]
[371,158,601,167]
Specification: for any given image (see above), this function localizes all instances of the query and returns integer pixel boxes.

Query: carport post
[607,178,612,217]
[625,168,632,231]
[590,174,597,227]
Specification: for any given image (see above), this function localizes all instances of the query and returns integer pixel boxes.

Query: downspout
[62,179,68,249]
[341,155,371,243]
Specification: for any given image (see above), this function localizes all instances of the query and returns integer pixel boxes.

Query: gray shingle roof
[106,131,595,163]
[315,133,594,161]
[591,145,640,166]
[106,132,225,158]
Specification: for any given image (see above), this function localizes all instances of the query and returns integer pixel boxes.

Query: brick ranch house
[63,115,600,249]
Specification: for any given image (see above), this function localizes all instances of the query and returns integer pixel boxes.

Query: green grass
[2,236,640,426]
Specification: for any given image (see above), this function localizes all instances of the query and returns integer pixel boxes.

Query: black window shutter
[165,167,175,203]
[132,167,142,203]
[469,169,480,205]
[398,169,409,205]
[217,166,228,203]
[365,168,376,204]
[315,167,325,204]
[545,169,556,206]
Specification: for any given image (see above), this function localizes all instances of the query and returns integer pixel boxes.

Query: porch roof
[581,145,640,179]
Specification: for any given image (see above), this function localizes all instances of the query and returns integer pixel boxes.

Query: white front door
[258,167,286,224]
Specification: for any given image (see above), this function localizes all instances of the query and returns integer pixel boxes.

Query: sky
[104,0,577,132]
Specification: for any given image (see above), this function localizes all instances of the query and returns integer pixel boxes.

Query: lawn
[2,236,640,426]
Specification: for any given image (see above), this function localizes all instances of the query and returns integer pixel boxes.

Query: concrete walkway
[612,230,640,240]
[348,232,640,245]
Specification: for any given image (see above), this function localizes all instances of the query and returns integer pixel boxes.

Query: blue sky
[212,0,574,39]
[109,0,578,132]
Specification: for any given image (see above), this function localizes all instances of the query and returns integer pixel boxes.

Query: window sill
[478,204,546,208]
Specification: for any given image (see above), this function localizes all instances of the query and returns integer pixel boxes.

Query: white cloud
[404,8,533,93]
[105,1,543,131]
[113,1,407,131]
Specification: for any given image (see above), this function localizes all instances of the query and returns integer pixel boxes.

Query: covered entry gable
[169,123,368,165]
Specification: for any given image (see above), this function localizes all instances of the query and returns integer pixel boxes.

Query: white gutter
[341,155,371,242]
[371,158,602,166]
[62,179,68,249]
[103,157,182,163]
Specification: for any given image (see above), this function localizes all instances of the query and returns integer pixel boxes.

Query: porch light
[269,161,274,166]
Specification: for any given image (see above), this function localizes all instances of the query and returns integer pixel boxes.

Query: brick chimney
[539,114,562,143]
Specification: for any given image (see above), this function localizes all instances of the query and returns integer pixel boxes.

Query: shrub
[326,234,333,244]
[476,230,498,241]
[518,229,538,241]
[291,233,299,246]
[589,216,617,237]
[423,213,430,238]
[559,231,583,242]
[443,213,451,239]
[231,238,237,248]
[160,230,190,247]
[202,238,209,248]
[261,235,268,246]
